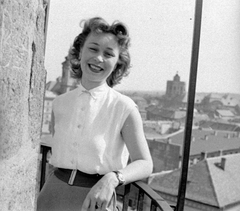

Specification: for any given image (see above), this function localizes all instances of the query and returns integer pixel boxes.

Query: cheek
[109,58,119,69]
[80,53,88,67]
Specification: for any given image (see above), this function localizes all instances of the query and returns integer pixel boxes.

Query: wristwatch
[113,170,125,186]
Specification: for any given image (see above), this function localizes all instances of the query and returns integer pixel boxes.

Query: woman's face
[80,32,120,89]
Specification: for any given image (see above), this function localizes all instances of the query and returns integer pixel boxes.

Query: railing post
[137,189,144,211]
[122,184,131,211]
[175,0,203,210]
[40,144,51,190]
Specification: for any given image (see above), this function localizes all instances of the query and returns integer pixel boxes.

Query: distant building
[169,128,240,165]
[166,73,186,98]
[199,120,240,132]
[215,109,235,121]
[145,127,240,171]
[222,93,240,108]
[45,77,62,95]
[143,120,179,135]
[148,154,240,211]
[147,139,181,173]
[46,56,79,95]
[60,56,79,93]
[182,93,208,111]
[146,107,186,125]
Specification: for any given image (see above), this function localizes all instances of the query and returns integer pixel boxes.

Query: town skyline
[46,72,240,96]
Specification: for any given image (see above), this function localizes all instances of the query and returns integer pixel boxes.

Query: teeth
[89,64,102,72]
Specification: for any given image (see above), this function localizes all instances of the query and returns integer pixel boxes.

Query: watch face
[114,171,125,186]
[118,172,124,182]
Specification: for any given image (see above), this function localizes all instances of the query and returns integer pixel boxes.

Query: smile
[88,64,104,73]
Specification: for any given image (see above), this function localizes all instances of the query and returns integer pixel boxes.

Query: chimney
[220,157,226,170]
[200,151,207,160]
[193,158,198,164]
[213,131,218,136]
[218,150,222,156]
[226,133,231,139]
[167,138,172,144]
[204,135,208,140]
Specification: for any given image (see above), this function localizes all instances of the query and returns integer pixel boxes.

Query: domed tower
[166,72,186,98]
[60,56,78,93]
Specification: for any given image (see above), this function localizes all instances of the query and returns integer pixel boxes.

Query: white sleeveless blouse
[49,83,137,175]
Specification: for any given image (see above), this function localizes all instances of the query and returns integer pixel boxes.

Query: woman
[37,17,153,211]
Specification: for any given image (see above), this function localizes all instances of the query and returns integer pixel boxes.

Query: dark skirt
[37,168,117,211]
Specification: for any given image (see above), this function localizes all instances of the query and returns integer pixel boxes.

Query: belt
[54,168,104,187]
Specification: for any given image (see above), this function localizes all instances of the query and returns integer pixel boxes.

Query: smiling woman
[68,17,130,89]
[41,1,240,211]
[78,33,121,89]
[37,17,153,211]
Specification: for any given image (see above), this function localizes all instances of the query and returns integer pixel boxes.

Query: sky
[45,0,240,94]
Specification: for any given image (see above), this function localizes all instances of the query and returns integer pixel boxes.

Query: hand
[81,172,119,211]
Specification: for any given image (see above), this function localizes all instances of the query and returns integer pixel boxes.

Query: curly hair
[68,17,131,87]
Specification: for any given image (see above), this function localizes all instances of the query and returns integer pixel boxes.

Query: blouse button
[81,107,85,111]
[77,124,81,129]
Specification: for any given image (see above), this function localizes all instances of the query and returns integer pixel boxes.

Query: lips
[88,64,104,73]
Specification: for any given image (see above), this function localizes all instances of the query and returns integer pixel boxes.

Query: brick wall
[0,0,46,210]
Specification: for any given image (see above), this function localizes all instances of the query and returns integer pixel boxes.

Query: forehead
[85,32,119,50]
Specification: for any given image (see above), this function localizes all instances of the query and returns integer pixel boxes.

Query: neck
[81,79,106,90]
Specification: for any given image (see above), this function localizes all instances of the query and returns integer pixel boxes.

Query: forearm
[120,158,153,185]
[104,158,153,188]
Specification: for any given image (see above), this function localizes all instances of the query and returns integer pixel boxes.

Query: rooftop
[165,128,240,156]
[148,153,240,208]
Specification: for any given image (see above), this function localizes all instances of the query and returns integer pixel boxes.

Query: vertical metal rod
[175,0,203,210]
[40,145,48,190]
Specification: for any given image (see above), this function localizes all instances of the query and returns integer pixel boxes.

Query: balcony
[39,1,204,210]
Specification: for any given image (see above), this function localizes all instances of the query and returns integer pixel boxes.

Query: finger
[89,199,97,211]
[81,197,90,211]
[101,200,108,211]
[95,201,102,210]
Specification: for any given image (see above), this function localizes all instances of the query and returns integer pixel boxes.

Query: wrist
[112,170,126,187]
[105,172,119,188]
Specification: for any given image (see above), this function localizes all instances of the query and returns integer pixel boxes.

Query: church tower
[60,56,78,93]
[166,72,186,98]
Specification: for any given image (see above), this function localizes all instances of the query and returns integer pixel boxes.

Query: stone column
[0,0,46,210]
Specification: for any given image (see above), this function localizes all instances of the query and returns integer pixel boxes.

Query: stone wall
[0,0,46,210]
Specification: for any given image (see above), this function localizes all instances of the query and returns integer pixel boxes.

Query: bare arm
[117,107,153,183]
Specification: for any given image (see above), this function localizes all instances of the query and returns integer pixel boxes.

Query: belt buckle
[68,169,77,185]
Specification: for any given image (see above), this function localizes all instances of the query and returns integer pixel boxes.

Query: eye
[104,51,114,58]
[89,47,98,52]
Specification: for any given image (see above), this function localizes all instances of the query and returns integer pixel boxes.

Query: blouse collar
[77,82,109,100]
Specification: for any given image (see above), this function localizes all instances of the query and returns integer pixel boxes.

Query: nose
[94,54,104,63]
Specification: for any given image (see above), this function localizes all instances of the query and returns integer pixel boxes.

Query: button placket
[76,92,89,130]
